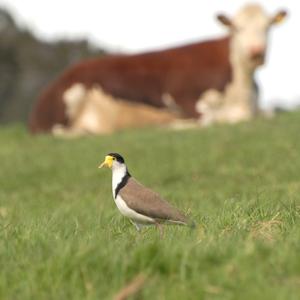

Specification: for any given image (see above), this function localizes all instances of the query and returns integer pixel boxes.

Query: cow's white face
[217,4,287,70]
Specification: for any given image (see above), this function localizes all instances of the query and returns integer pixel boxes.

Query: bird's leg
[130,220,141,232]
[155,222,164,238]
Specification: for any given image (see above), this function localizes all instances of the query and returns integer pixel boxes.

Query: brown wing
[119,177,187,223]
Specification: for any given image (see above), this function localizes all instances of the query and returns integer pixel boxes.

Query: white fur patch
[63,83,86,119]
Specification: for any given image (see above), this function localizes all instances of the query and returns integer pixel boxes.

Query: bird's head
[98,153,125,170]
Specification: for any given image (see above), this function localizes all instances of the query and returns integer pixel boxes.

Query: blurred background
[0,0,298,125]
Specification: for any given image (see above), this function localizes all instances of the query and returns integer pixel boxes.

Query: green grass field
[1,112,300,300]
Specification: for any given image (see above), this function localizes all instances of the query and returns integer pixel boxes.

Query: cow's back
[29,37,231,133]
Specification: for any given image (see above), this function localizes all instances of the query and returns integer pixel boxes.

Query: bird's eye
[112,157,116,160]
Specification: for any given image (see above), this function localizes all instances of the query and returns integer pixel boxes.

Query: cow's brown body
[29,37,231,133]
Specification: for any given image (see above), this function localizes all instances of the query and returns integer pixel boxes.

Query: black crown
[107,153,125,163]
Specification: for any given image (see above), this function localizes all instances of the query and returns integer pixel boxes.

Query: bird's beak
[98,155,113,169]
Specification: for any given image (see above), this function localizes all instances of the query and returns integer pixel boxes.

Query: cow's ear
[216,14,232,27]
[271,10,287,25]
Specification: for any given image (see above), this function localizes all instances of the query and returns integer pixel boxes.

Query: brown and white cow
[29,4,287,135]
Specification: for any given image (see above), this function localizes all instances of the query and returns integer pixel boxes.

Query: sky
[0,0,299,109]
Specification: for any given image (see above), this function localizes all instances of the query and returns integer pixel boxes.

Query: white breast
[112,165,127,198]
[114,195,155,224]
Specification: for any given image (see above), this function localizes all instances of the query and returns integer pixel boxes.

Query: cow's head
[217,4,287,70]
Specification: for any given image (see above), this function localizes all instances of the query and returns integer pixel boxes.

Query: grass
[0,111,300,299]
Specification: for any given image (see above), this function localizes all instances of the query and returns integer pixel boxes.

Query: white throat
[112,164,127,198]
[229,41,255,88]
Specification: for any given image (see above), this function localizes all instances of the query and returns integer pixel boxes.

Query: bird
[98,153,193,232]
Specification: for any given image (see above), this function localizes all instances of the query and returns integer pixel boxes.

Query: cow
[29,4,287,135]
